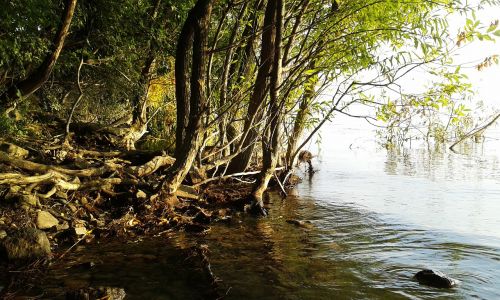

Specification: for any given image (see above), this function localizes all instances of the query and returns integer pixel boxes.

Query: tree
[162,0,213,194]
[0,0,77,110]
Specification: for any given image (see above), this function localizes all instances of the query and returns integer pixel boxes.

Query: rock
[136,190,147,199]
[70,261,96,271]
[286,219,313,229]
[91,217,105,227]
[0,142,29,158]
[37,211,59,229]
[57,221,70,231]
[414,269,458,288]
[0,230,7,239]
[189,166,207,184]
[74,226,88,236]
[175,185,199,200]
[0,228,51,261]
[21,194,39,208]
[65,286,126,300]
[164,195,180,209]
[193,211,212,224]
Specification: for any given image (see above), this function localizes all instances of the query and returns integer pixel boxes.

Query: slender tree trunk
[285,60,316,168]
[226,0,277,174]
[174,3,196,158]
[218,2,248,155]
[0,0,77,108]
[121,0,163,150]
[162,0,213,194]
[251,0,283,215]
[282,0,308,67]
[230,0,264,92]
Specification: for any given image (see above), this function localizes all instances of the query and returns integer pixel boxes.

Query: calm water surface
[27,125,500,299]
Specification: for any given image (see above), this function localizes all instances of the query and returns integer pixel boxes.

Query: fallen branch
[449,113,500,152]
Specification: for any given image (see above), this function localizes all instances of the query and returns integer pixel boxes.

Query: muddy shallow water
[3,125,500,299]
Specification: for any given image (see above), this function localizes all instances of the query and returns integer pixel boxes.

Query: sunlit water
[6,124,500,299]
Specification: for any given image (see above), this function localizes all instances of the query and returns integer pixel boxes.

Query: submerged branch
[449,113,500,152]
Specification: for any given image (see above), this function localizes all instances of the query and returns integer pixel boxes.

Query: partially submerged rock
[286,219,313,229]
[0,228,51,261]
[414,269,458,288]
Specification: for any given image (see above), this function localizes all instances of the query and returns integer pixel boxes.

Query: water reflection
[202,193,500,299]
[11,126,500,299]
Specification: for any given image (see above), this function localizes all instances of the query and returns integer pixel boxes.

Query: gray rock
[414,269,458,288]
[0,228,51,261]
[37,211,59,229]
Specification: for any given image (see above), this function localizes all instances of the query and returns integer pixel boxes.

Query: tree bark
[226,0,277,174]
[174,3,196,158]
[120,0,163,150]
[218,1,248,155]
[285,60,316,168]
[162,0,213,194]
[250,0,283,215]
[0,0,78,107]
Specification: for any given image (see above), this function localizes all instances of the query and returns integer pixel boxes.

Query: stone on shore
[0,228,51,261]
[37,211,59,229]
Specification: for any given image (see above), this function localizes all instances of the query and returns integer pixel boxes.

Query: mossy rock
[0,228,51,261]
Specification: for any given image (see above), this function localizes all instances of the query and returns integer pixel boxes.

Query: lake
[11,122,500,299]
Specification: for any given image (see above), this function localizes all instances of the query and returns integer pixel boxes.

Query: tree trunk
[0,0,77,108]
[250,0,283,215]
[226,0,277,174]
[162,0,213,194]
[122,0,171,150]
[218,2,248,155]
[174,3,196,158]
[285,60,317,168]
